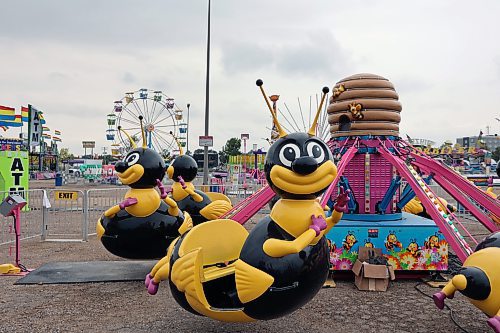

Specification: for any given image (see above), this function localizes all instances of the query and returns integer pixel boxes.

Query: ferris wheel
[106,89,187,158]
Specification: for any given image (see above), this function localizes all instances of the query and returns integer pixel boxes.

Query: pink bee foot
[147,280,159,295]
[433,291,446,310]
[487,316,500,333]
[145,273,152,288]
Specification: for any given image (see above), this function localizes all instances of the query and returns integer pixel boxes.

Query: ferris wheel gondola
[107,89,184,158]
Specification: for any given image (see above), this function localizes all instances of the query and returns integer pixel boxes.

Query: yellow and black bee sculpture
[145,80,349,322]
[96,117,186,259]
[166,142,232,226]
[433,232,500,333]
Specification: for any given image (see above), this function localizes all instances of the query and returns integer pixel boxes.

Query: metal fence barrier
[44,189,86,241]
[0,179,491,264]
[85,188,129,239]
[0,189,46,265]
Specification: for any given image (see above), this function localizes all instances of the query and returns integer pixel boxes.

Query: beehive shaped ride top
[328,73,402,138]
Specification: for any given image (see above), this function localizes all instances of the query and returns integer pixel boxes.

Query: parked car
[68,168,81,177]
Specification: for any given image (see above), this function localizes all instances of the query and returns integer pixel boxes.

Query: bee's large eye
[306,141,325,164]
[124,152,140,166]
[279,143,300,167]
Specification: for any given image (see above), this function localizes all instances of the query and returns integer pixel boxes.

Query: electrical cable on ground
[414,282,470,333]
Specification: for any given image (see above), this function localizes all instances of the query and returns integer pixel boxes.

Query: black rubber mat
[15,261,156,285]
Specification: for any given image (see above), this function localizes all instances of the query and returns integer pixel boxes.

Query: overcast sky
[1,0,499,155]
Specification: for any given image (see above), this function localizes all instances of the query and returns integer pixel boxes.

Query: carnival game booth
[324,73,499,272]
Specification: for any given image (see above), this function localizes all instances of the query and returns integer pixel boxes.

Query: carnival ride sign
[199,136,213,147]
[415,144,482,156]
[0,138,24,151]
[82,141,96,149]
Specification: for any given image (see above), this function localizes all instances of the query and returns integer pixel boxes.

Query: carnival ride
[106,89,186,158]
[97,119,186,259]
[146,80,351,321]
[98,121,233,259]
[165,134,232,225]
[268,93,331,144]
[216,74,498,274]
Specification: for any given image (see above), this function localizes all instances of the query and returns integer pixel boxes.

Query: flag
[42,134,52,140]
[42,126,50,132]
[13,115,22,125]
[54,130,61,136]
[0,106,23,127]
[39,113,46,124]
[0,105,15,121]
[52,136,61,142]
[21,106,29,122]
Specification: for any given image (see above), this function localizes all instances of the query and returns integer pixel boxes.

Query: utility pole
[186,103,190,154]
[203,0,211,185]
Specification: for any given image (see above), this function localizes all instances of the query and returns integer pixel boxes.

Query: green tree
[123,134,139,152]
[492,146,500,162]
[59,148,75,161]
[220,138,241,165]
[222,138,241,156]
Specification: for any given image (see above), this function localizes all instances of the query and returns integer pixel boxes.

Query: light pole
[186,103,190,154]
[241,134,249,187]
[203,0,211,185]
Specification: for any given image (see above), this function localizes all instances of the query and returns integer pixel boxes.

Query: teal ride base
[326,212,449,271]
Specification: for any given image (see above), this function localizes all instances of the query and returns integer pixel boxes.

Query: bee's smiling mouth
[118,164,144,184]
[270,160,337,195]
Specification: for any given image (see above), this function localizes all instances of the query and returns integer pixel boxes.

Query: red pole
[14,207,21,267]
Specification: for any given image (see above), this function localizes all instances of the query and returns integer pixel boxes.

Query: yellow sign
[54,191,79,200]
[415,144,481,156]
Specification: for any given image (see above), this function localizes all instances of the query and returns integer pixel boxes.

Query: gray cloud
[220,42,273,74]
[122,72,136,84]
[1,0,500,154]
[392,76,433,95]
[0,1,207,49]
[221,30,351,79]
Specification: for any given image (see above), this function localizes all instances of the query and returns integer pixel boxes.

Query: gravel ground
[0,236,493,333]
[0,180,495,333]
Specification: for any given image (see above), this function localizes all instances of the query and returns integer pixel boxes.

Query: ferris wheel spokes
[149,103,169,125]
[122,104,144,123]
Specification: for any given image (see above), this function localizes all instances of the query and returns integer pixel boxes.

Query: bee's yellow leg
[164,196,180,216]
[185,187,204,202]
[152,261,170,284]
[150,255,171,282]
[104,205,121,218]
[441,280,457,297]
[178,212,193,235]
